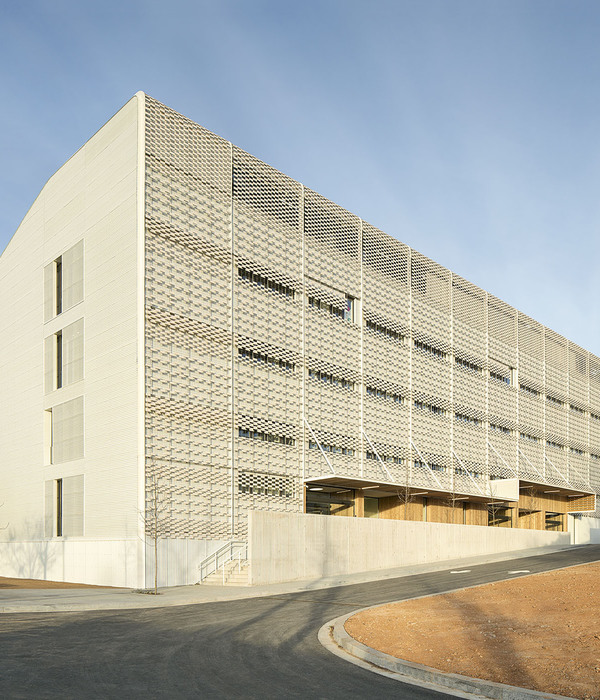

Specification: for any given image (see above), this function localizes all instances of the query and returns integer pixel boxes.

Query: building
[1,93,599,588]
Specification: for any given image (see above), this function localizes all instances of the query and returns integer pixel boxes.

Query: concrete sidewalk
[0,544,575,613]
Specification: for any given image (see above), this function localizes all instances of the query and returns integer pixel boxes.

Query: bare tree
[395,459,417,519]
[141,473,171,595]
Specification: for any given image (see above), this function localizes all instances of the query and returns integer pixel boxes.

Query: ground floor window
[545,511,565,531]
[306,489,354,516]
[488,504,513,527]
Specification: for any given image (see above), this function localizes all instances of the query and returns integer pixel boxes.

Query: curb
[319,611,572,700]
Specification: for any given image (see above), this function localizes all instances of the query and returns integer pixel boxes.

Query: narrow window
[55,258,63,315]
[56,331,63,389]
[56,479,63,537]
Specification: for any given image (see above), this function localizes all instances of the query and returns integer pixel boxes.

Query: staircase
[200,558,249,586]
[197,540,249,586]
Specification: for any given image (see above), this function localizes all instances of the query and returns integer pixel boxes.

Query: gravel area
[345,561,600,700]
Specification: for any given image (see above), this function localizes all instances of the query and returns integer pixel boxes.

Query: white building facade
[0,93,598,588]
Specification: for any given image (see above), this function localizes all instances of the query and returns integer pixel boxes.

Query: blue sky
[1,0,599,353]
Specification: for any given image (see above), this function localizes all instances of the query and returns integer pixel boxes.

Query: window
[44,475,84,537]
[413,400,445,416]
[570,447,584,456]
[238,472,293,497]
[308,294,355,322]
[455,357,482,373]
[56,479,63,537]
[414,459,446,473]
[546,440,563,450]
[489,369,511,385]
[308,368,354,390]
[45,397,84,464]
[365,319,403,343]
[520,383,540,398]
[455,413,481,427]
[44,319,84,393]
[365,386,403,404]
[238,347,294,372]
[43,240,83,322]
[309,440,354,456]
[591,453,600,462]
[570,404,585,415]
[413,340,446,359]
[546,395,564,407]
[519,432,539,444]
[454,466,483,479]
[238,267,295,299]
[366,451,402,464]
[591,413,600,423]
[238,427,294,446]
[490,423,511,435]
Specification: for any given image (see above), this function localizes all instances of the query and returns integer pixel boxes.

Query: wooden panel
[427,498,462,524]
[567,494,596,512]
[378,496,424,521]
[465,502,487,526]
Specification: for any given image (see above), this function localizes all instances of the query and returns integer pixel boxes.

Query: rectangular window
[519,383,540,398]
[455,357,483,373]
[365,386,403,404]
[309,440,354,456]
[414,459,446,473]
[546,395,564,407]
[238,347,294,372]
[44,319,84,393]
[365,319,403,343]
[308,368,354,390]
[238,472,294,498]
[344,295,355,323]
[45,475,84,537]
[413,400,445,416]
[366,451,403,464]
[569,404,585,415]
[43,240,84,322]
[413,340,446,359]
[48,396,84,464]
[238,427,294,446]
[519,432,539,444]
[455,412,481,427]
[238,267,295,299]
[56,479,63,537]
[570,447,584,456]
[546,440,564,450]
[490,423,511,435]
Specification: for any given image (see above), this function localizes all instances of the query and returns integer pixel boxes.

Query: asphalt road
[2,545,600,700]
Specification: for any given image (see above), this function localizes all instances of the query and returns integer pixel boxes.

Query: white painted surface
[569,515,600,544]
[144,538,229,587]
[248,511,571,585]
[0,96,143,587]
[0,539,141,588]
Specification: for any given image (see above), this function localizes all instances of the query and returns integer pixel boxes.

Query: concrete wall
[248,511,570,585]
[0,539,141,588]
[144,538,228,588]
[569,515,600,544]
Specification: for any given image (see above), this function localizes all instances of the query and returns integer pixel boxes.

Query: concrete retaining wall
[248,511,570,585]
[570,515,600,545]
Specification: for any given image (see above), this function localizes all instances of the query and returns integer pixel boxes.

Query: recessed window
[519,432,539,444]
[308,294,355,323]
[455,412,481,427]
[238,427,294,446]
[238,267,295,299]
[570,447,584,456]
[308,368,354,390]
[455,357,482,373]
[365,319,403,343]
[365,386,403,404]
[546,395,564,407]
[414,459,446,473]
[366,451,402,464]
[569,404,586,415]
[309,440,354,456]
[490,423,511,435]
[414,400,445,416]
[44,319,84,393]
[238,347,294,372]
[520,383,540,398]
[43,240,84,322]
[413,340,446,360]
[546,440,564,450]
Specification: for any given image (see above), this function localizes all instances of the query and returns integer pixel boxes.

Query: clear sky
[1,0,599,354]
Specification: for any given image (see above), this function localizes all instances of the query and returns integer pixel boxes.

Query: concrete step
[200,560,249,586]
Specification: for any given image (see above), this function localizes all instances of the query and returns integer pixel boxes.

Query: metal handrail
[198,540,247,582]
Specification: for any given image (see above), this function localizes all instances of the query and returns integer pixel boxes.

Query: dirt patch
[345,562,600,700]
[0,577,114,589]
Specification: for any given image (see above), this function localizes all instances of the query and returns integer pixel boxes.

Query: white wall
[0,96,144,586]
[0,539,142,588]
[144,538,229,588]
[569,515,600,544]
[248,511,570,585]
